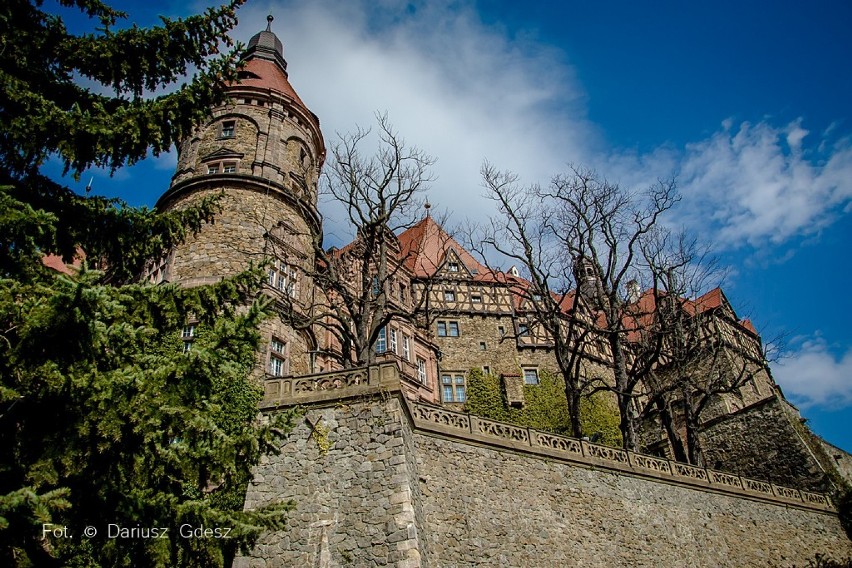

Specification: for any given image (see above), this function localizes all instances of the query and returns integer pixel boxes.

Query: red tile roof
[397,216,488,278]
[41,252,83,275]
[231,58,315,122]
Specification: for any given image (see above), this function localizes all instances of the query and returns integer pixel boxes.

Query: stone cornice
[157,174,321,236]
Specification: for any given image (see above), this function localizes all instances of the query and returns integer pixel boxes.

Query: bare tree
[476,163,679,450]
[636,238,771,465]
[286,114,436,367]
[632,229,722,463]
[472,163,606,439]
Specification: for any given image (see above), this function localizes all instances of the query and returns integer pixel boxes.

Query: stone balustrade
[260,362,400,407]
[406,400,836,512]
[258,362,835,513]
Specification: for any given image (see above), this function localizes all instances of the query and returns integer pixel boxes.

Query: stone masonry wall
[236,396,429,568]
[416,432,851,567]
[700,395,830,492]
[237,383,850,567]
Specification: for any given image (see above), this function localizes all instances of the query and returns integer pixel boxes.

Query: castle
[152,19,851,566]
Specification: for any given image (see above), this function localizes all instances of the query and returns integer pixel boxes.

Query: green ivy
[579,392,622,447]
[465,368,621,445]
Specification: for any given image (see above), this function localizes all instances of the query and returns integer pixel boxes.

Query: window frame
[220,120,235,138]
[182,324,196,353]
[389,328,398,354]
[375,327,387,354]
[402,335,411,361]
[523,367,540,385]
[417,357,427,384]
[448,321,460,337]
[269,338,288,377]
[441,373,466,403]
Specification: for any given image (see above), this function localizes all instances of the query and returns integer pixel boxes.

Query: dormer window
[220,120,235,138]
[207,164,219,174]
[222,162,237,173]
[448,261,459,272]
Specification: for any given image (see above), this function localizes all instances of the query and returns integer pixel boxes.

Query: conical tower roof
[234,15,317,127]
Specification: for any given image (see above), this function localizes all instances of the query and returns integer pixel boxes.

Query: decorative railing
[258,363,835,513]
[260,362,400,407]
[407,400,835,512]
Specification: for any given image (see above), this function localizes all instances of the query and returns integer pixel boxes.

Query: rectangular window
[375,327,386,353]
[498,326,505,336]
[399,284,407,303]
[417,357,427,383]
[442,374,466,402]
[448,321,460,337]
[518,323,529,337]
[479,341,486,350]
[269,339,286,377]
[270,356,285,377]
[389,328,398,353]
[371,275,380,297]
[221,120,235,138]
[444,290,456,302]
[482,365,491,376]
[455,375,466,402]
[442,375,453,402]
[207,164,219,174]
[271,262,297,298]
[448,261,459,272]
[402,335,411,361]
[182,324,196,353]
[437,321,447,337]
[523,367,539,385]
[471,294,482,303]
[223,162,237,173]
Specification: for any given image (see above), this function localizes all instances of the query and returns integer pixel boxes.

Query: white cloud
[232,0,597,243]
[674,120,852,248]
[228,2,852,252]
[773,337,852,409]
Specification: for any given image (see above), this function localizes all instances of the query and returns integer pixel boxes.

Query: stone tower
[156,16,325,376]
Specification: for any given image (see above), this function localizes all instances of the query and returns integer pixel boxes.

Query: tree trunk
[682,387,704,466]
[568,387,583,439]
[610,335,637,450]
[656,397,688,462]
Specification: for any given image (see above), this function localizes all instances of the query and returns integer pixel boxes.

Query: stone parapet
[407,400,835,513]
[241,363,850,567]
[258,363,836,514]
[260,362,401,408]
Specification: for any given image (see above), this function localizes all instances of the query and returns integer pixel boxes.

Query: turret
[154,16,325,376]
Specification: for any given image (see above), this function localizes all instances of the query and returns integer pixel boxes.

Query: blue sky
[51,1,852,451]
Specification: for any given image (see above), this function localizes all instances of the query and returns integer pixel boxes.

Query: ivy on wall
[464,368,621,446]
[579,392,622,447]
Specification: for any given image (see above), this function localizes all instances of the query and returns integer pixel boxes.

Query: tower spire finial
[424,199,431,217]
[266,14,274,32]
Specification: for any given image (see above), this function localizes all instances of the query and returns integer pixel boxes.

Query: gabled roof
[397,216,487,278]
